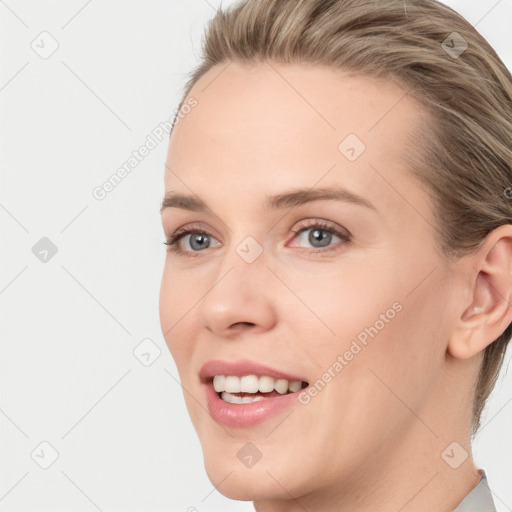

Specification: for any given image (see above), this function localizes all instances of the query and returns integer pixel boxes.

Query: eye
[163,219,351,258]
[163,223,221,258]
[288,219,351,253]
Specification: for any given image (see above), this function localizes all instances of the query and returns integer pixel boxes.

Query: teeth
[224,376,240,393]
[288,380,302,392]
[221,392,266,404]
[274,378,288,394]
[212,375,304,396]
[241,375,259,393]
[258,375,275,393]
[213,375,225,393]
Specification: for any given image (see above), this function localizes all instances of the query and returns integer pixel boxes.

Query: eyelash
[163,220,351,259]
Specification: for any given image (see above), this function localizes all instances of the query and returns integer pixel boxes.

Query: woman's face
[159,62,460,502]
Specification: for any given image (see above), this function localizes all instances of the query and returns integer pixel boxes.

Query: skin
[159,61,512,511]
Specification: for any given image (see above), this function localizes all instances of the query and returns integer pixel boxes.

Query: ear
[448,224,512,360]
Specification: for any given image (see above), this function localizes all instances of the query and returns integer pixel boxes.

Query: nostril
[232,322,255,328]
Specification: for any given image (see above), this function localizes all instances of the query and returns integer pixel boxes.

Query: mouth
[199,360,310,428]
[212,374,309,404]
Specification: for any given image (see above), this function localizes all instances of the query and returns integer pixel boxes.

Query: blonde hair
[173,0,512,436]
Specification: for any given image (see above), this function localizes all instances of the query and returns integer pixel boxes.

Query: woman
[159,0,511,510]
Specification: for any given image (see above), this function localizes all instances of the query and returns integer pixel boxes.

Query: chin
[197,431,321,503]
[203,457,293,501]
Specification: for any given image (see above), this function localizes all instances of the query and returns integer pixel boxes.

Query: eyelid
[289,218,351,240]
[165,222,219,246]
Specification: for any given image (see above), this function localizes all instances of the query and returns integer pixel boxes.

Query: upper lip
[199,359,308,383]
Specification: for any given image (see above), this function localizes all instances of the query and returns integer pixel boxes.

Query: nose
[198,243,278,338]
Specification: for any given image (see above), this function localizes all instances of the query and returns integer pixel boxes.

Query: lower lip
[203,382,302,428]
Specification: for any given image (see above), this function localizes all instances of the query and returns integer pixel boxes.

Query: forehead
[165,61,431,223]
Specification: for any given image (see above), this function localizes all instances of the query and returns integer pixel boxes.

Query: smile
[214,374,306,403]
[200,360,309,428]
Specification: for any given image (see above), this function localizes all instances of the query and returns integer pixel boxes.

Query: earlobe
[447,226,512,361]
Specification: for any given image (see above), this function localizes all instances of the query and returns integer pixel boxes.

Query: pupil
[310,229,331,247]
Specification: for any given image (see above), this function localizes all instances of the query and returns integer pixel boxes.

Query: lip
[199,359,307,382]
[200,359,308,428]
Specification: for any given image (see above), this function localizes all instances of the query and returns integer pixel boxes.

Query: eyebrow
[160,186,376,214]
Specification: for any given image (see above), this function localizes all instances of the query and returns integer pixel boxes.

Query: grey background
[0,1,511,510]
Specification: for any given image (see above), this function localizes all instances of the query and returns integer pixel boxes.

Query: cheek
[285,257,401,364]
[159,264,197,362]
[296,251,445,415]
[295,302,441,476]
[328,274,447,429]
